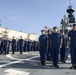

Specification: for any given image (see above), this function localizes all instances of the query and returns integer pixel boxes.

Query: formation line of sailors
[0,36,38,54]
[38,24,76,69]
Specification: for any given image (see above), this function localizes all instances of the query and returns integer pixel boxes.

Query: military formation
[0,36,38,54]
[39,23,76,69]
[0,24,76,70]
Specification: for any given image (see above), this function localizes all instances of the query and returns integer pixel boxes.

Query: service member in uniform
[30,40,33,51]
[47,30,52,61]
[68,24,76,69]
[38,30,48,65]
[33,40,37,51]
[3,37,8,54]
[49,26,62,68]
[27,39,31,52]
[19,36,24,54]
[17,39,19,52]
[36,41,39,51]
[0,38,3,54]
[11,36,16,54]
[60,30,67,63]
[23,39,27,52]
[6,38,10,54]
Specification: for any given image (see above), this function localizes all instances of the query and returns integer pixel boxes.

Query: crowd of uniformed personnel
[39,23,76,69]
[0,36,38,55]
[0,24,76,69]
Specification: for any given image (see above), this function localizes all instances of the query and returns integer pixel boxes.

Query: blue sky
[0,0,76,35]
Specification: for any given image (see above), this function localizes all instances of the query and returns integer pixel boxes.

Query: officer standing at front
[38,30,48,65]
[68,24,76,69]
[19,36,24,54]
[12,36,16,54]
[49,26,62,68]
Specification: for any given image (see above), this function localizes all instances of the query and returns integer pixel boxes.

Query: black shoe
[41,62,45,66]
[12,53,14,54]
[69,66,74,69]
[7,53,9,54]
[54,64,59,68]
[74,66,76,70]
[0,53,2,55]
[47,58,50,61]
[20,52,22,54]
[39,62,45,66]
[61,60,66,63]
[50,64,54,67]
[3,53,6,55]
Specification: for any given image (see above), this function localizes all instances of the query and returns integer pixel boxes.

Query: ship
[43,0,76,34]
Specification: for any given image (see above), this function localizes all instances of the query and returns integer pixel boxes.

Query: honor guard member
[68,24,76,69]
[49,26,62,68]
[19,36,24,54]
[39,30,48,65]
[60,30,67,63]
[12,36,16,54]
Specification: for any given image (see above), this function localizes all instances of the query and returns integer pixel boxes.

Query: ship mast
[60,0,76,34]
[69,0,71,6]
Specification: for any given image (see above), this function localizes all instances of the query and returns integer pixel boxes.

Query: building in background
[0,27,38,41]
